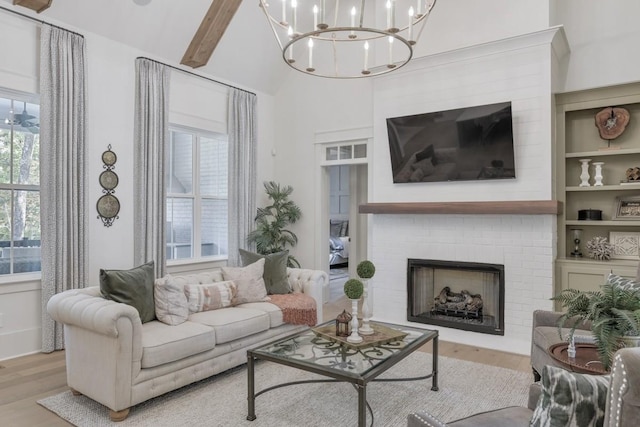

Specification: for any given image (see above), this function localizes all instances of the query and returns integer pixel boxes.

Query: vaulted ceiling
[4,0,292,95]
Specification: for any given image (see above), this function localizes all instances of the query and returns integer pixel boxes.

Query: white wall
[0,12,276,360]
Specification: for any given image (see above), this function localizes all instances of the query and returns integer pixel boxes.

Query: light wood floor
[0,298,531,426]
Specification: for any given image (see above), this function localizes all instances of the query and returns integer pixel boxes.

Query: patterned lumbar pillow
[221,258,270,305]
[183,280,237,313]
[154,274,189,325]
[530,365,610,427]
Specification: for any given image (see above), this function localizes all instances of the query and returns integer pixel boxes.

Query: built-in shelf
[565,148,640,158]
[565,220,640,227]
[566,185,640,191]
[359,200,562,215]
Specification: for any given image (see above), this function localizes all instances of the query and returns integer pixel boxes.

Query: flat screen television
[386,102,516,184]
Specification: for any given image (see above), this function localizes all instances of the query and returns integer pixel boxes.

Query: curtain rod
[137,57,256,97]
[0,5,84,38]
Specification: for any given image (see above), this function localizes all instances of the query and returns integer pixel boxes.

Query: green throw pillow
[239,249,291,295]
[100,261,156,323]
[530,365,610,427]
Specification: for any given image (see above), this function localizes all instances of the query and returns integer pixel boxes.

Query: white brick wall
[366,29,566,355]
[370,214,556,355]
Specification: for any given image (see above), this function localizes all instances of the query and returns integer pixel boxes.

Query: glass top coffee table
[247,321,438,427]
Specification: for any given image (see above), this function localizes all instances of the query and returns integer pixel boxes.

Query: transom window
[166,127,228,261]
[0,92,41,275]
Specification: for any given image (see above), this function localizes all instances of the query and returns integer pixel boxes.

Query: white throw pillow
[154,274,189,325]
[221,258,270,305]
[183,281,237,313]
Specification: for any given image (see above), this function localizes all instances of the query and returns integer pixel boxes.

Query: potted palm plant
[247,181,302,267]
[553,282,640,370]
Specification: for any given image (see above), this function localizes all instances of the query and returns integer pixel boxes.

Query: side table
[548,343,608,375]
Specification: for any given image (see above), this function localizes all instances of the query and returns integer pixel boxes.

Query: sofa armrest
[287,267,328,324]
[407,411,448,427]
[47,287,142,337]
[606,347,640,427]
[532,310,592,331]
[46,287,143,412]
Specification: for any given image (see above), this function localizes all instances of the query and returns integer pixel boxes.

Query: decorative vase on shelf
[579,159,591,187]
[593,162,604,186]
[347,298,363,343]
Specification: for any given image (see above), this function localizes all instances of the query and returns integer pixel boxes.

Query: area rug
[38,352,531,427]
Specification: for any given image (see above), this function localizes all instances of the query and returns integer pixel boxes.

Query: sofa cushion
[184,281,237,313]
[239,249,291,295]
[168,270,225,286]
[100,261,156,323]
[235,302,284,327]
[189,307,270,344]
[140,320,216,368]
[607,273,640,291]
[154,274,189,325]
[530,365,610,427]
[222,259,270,305]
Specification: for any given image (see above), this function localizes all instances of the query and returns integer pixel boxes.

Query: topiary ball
[344,278,364,299]
[356,260,376,279]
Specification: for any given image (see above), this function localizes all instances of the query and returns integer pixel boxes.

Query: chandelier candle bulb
[363,41,369,71]
[319,0,327,28]
[349,6,356,38]
[281,0,287,24]
[386,1,392,29]
[408,7,414,42]
[388,36,394,67]
[416,0,422,16]
[313,5,318,30]
[291,0,297,34]
[307,38,314,71]
[287,27,294,62]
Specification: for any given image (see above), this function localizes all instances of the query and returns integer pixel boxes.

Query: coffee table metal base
[247,335,438,427]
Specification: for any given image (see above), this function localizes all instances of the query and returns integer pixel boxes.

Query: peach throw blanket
[268,293,317,326]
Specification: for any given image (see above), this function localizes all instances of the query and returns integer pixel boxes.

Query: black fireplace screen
[407,259,505,335]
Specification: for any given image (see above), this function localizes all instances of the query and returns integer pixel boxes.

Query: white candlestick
[409,7,415,41]
[320,0,326,26]
[291,0,297,33]
[363,41,369,71]
[386,1,392,29]
[281,0,287,23]
[287,26,294,61]
[388,36,394,65]
[416,0,422,15]
[308,38,314,69]
[350,6,356,37]
[313,5,318,29]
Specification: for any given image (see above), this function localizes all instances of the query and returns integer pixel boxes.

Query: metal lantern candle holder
[336,310,352,337]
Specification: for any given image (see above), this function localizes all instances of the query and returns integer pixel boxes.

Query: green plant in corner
[344,278,364,300]
[247,181,302,268]
[553,283,640,370]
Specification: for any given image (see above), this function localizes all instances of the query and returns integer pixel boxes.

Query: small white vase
[347,298,363,343]
[359,279,374,335]
[579,159,591,187]
[592,162,604,186]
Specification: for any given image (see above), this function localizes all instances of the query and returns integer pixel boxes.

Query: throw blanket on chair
[268,293,317,326]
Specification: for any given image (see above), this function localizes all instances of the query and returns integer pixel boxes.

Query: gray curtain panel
[40,25,88,353]
[227,89,257,266]
[134,58,170,278]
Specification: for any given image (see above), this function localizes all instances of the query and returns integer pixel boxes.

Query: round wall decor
[97,145,120,227]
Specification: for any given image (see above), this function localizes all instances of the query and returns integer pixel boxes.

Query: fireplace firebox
[407,259,505,335]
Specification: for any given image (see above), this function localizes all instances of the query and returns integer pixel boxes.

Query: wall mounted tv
[386,102,516,184]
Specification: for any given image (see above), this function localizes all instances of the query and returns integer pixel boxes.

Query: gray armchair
[407,347,640,427]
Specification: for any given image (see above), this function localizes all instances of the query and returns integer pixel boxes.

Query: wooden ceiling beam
[181,0,243,69]
[13,0,52,13]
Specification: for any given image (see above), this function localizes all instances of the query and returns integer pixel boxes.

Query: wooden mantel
[359,200,563,215]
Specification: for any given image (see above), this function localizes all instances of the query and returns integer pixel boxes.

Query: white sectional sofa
[47,267,327,421]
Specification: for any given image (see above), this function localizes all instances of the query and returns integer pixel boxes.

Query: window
[0,93,41,275]
[166,127,228,261]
